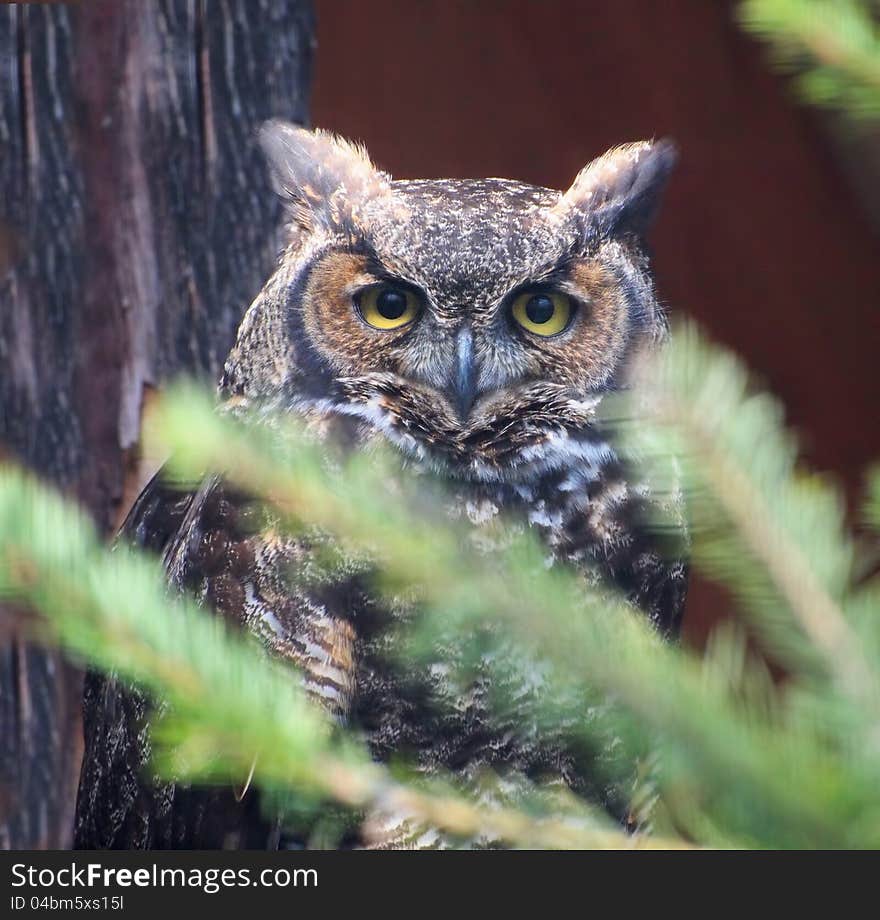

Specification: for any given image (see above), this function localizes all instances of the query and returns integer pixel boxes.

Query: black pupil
[376,288,408,320]
[525,294,555,325]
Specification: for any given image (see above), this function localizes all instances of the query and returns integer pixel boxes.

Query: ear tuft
[258,120,390,232]
[558,139,677,240]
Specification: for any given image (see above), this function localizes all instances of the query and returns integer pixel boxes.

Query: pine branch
[0,466,680,850]
[636,326,878,710]
[739,0,880,118]
[866,466,880,531]
[4,321,880,848]
[148,360,880,848]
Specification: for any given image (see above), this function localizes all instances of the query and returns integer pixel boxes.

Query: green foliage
[0,465,647,850]
[738,0,880,118]
[2,324,880,848]
[866,466,880,531]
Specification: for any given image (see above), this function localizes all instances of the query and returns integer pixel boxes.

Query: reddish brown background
[311,0,880,644]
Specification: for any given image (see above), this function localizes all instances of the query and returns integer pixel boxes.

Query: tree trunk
[0,0,314,849]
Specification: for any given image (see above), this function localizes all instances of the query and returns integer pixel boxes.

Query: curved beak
[449,325,477,420]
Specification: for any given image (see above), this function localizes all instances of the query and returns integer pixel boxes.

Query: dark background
[2,0,880,847]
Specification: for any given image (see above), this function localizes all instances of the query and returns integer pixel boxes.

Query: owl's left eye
[510,291,573,337]
[355,284,421,331]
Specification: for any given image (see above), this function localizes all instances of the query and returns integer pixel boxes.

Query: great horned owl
[75,123,687,849]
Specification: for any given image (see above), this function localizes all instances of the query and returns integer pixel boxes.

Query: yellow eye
[511,291,573,337]
[356,284,421,330]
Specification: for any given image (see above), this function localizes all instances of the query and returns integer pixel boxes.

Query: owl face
[223,124,677,482]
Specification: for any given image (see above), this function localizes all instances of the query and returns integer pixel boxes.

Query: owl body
[75,125,687,848]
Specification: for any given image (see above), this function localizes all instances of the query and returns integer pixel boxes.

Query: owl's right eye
[355,284,421,331]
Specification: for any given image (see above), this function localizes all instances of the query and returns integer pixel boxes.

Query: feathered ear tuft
[258,120,391,233]
[557,139,677,241]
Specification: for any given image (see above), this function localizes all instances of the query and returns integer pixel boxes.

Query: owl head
[222,122,676,482]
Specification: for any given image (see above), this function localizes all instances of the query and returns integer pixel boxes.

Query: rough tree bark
[0,0,314,849]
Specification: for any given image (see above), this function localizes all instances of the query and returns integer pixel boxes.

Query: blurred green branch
[637,327,876,706]
[149,362,880,846]
[0,465,671,850]
[739,0,880,117]
[2,324,880,847]
[866,466,880,530]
